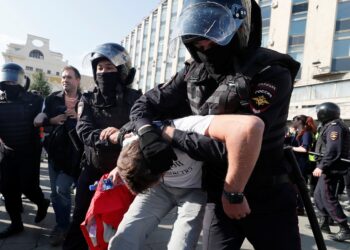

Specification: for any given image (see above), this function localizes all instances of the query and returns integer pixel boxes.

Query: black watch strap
[222,190,244,204]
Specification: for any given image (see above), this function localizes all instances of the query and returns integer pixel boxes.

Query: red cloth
[81,174,135,250]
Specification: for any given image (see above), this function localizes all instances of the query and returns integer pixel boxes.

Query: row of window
[332,0,350,71]
[25,66,59,76]
[291,80,350,103]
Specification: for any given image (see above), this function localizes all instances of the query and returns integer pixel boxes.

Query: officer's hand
[65,109,77,119]
[138,125,177,174]
[50,114,67,125]
[108,131,120,144]
[313,167,323,177]
[221,196,251,220]
[100,127,119,141]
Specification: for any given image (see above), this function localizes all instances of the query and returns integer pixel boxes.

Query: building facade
[121,0,350,120]
[2,34,93,92]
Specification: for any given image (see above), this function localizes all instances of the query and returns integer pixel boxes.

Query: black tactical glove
[137,125,177,175]
[117,121,135,145]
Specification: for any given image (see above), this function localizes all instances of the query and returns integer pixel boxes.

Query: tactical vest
[184,48,300,191]
[84,88,142,173]
[0,92,42,152]
[185,48,299,116]
[315,119,350,173]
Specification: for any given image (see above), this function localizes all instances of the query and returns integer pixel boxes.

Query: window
[56,72,60,76]
[260,0,272,47]
[311,83,336,99]
[288,46,304,80]
[29,50,44,59]
[25,66,33,71]
[292,2,308,14]
[35,68,43,73]
[47,70,51,74]
[291,86,311,102]
[288,0,308,79]
[332,0,350,71]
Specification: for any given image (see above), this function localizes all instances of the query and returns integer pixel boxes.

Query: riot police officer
[313,102,350,242]
[62,43,142,250]
[129,0,301,249]
[0,63,50,238]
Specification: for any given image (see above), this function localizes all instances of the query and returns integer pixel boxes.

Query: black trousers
[0,152,45,224]
[314,174,347,224]
[344,170,350,201]
[203,183,301,250]
[63,164,102,250]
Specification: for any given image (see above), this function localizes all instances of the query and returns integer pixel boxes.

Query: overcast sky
[0,0,161,75]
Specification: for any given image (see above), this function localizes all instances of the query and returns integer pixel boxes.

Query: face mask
[0,83,23,100]
[96,72,124,105]
[196,42,235,76]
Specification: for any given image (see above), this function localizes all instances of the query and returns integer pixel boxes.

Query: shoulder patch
[330,131,338,141]
[249,82,277,113]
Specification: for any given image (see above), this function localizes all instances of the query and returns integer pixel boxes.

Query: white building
[2,34,93,92]
[121,0,350,120]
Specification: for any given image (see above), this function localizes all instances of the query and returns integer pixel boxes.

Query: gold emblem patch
[252,96,270,106]
[330,131,338,140]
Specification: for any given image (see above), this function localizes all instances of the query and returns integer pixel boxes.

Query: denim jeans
[48,161,74,230]
[108,183,207,250]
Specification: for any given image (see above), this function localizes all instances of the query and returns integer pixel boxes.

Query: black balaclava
[0,83,23,101]
[185,35,240,82]
[95,71,125,106]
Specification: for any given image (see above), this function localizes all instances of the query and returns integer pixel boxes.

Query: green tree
[29,72,51,97]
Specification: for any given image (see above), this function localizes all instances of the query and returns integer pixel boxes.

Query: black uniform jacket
[131,56,298,195]
[77,88,142,173]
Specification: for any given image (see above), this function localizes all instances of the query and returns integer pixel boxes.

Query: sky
[0,0,161,75]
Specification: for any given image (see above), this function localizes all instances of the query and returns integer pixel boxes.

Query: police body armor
[83,88,141,173]
[185,48,299,115]
[315,119,350,175]
[185,47,300,191]
[0,91,42,153]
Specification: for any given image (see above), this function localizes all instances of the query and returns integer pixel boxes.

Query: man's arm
[171,130,228,163]
[76,95,108,148]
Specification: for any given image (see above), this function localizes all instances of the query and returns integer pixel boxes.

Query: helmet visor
[0,69,25,87]
[172,2,241,46]
[82,43,131,70]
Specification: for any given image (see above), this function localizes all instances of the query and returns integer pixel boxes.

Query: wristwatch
[222,190,245,204]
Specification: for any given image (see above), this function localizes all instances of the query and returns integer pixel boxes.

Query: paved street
[0,162,349,249]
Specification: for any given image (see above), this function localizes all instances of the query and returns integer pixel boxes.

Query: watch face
[223,191,244,204]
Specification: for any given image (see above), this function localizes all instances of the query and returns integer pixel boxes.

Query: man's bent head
[117,140,163,194]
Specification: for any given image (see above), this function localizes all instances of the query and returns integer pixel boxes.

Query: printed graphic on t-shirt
[163,148,203,188]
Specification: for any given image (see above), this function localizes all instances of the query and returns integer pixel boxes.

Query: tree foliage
[29,72,51,97]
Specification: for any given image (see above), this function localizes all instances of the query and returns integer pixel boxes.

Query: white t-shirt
[162,115,213,188]
[122,115,214,189]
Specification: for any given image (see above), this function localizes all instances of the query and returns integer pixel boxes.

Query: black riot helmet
[83,43,136,86]
[316,102,341,123]
[0,63,30,89]
[170,0,261,62]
